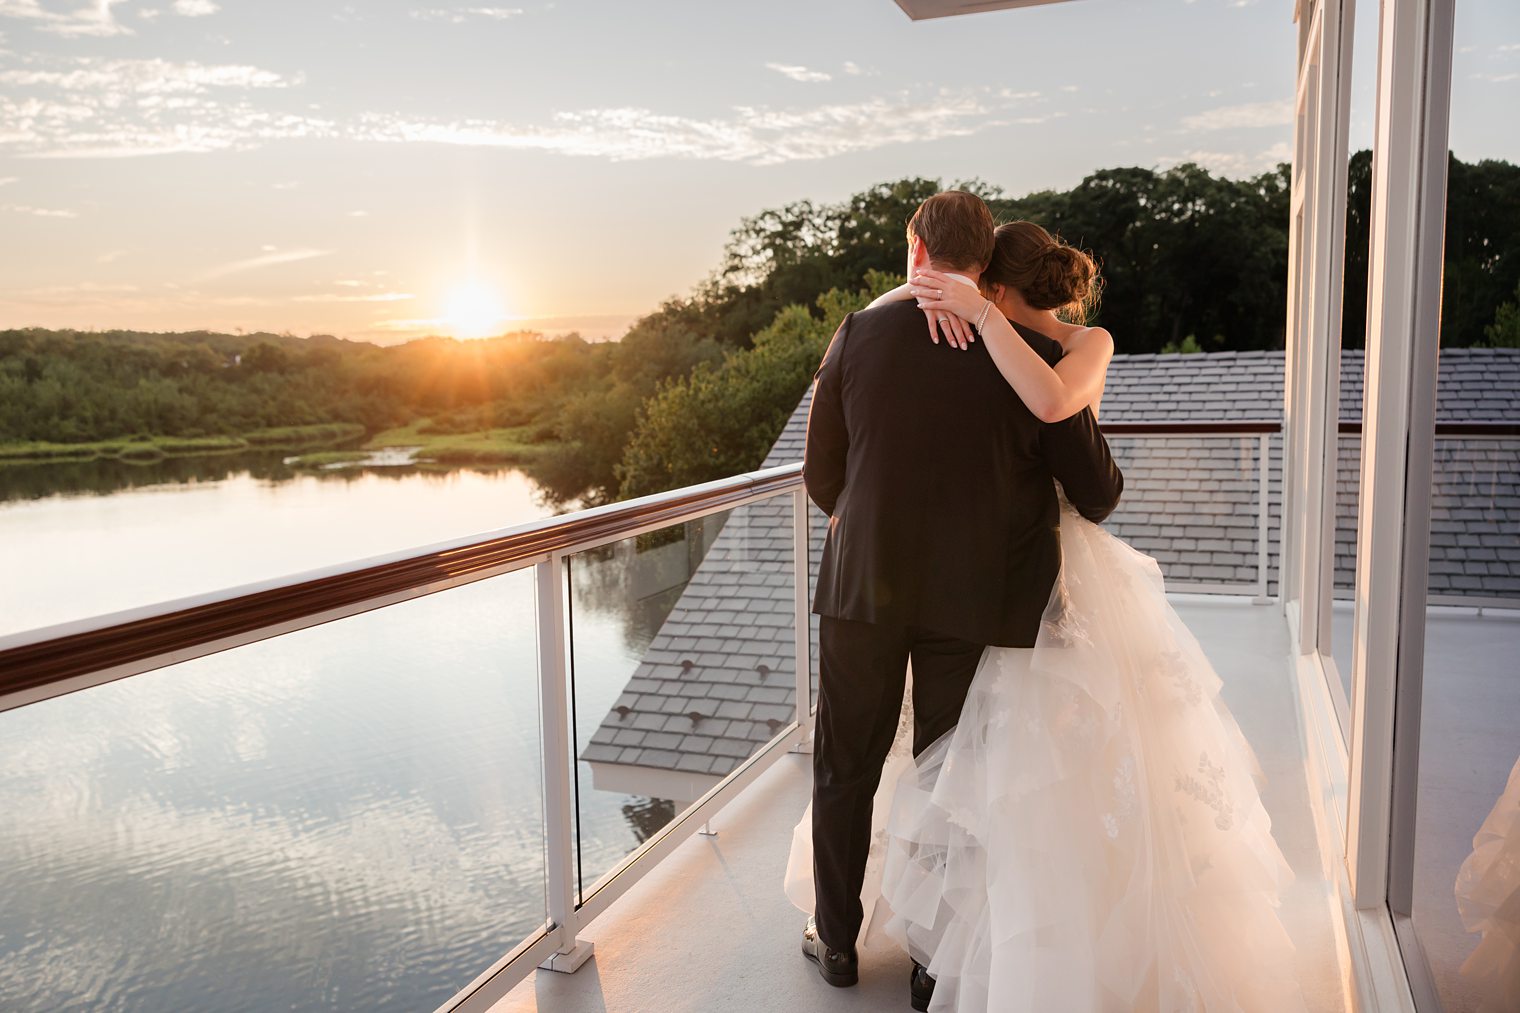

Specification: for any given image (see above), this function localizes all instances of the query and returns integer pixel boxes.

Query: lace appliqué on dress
[1104,753,1138,840]
[1175,751,1235,831]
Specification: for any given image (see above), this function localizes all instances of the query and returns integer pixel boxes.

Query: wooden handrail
[3,419,1516,705]
[0,464,801,702]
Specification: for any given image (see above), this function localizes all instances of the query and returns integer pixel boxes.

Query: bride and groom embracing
[786,191,1304,1012]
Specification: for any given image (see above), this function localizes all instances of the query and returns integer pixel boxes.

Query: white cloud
[0,57,1058,168]
[1181,99,1293,131]
[1470,72,1519,83]
[410,6,522,22]
[0,58,293,93]
[2,202,78,217]
[199,248,332,281]
[0,0,133,37]
[0,175,16,185]
[346,209,369,217]
[172,0,219,15]
[766,62,831,83]
[1158,141,1291,177]
[293,291,414,303]
[0,56,323,158]
[360,89,1024,165]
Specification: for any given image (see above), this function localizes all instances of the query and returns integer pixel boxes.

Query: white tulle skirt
[785,502,1304,1012]
[1455,753,1520,1012]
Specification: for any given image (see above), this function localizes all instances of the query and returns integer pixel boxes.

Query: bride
[785,221,1305,1012]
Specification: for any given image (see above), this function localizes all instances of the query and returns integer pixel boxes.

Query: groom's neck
[930,260,981,286]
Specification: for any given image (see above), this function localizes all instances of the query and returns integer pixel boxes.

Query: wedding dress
[1455,753,1520,1012]
[785,498,1304,1011]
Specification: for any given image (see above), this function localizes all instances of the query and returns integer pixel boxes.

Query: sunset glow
[442,280,509,340]
[0,1,1514,343]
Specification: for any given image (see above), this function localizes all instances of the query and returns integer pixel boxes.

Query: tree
[616,274,898,498]
[1484,279,1520,348]
[1343,151,1520,348]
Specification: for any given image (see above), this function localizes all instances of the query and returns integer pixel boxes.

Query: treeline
[0,324,721,503]
[5,153,1517,506]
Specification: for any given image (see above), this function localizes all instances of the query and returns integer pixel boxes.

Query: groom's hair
[906,191,995,273]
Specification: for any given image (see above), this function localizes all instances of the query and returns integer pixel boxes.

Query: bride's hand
[911,270,985,350]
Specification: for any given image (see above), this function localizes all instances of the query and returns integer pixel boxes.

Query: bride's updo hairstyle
[983,220,1103,324]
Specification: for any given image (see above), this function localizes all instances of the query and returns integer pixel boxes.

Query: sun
[442,279,509,339]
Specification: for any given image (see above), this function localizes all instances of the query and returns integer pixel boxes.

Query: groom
[800,191,1123,1005]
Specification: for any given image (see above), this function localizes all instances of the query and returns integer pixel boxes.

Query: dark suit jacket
[803,299,1123,648]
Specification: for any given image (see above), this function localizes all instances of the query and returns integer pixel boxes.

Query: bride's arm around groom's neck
[1040,407,1124,523]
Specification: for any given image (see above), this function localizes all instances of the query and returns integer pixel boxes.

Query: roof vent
[614,705,631,719]
[688,710,705,726]
[756,663,771,680]
[680,659,695,673]
[765,718,784,734]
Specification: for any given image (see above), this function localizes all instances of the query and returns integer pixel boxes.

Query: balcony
[494,595,1352,1013]
[5,388,1515,1012]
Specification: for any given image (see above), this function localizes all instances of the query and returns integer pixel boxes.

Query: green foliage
[616,272,899,498]
[1343,151,1520,348]
[1484,280,1520,348]
[984,163,1292,353]
[530,315,722,504]
[6,153,1516,506]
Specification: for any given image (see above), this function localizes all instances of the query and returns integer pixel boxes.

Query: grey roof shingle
[584,348,1520,788]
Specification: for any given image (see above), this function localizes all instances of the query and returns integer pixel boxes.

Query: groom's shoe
[801,917,858,987]
[909,959,935,1012]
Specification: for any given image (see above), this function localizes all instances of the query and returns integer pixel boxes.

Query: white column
[536,555,594,972]
[1344,0,1454,916]
[1282,0,1356,656]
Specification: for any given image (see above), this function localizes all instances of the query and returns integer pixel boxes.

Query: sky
[0,0,1516,344]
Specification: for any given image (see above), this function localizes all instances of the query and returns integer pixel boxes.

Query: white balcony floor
[494,600,1347,1013]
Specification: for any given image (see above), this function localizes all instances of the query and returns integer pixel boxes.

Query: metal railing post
[791,488,814,752]
[536,555,594,973]
[1255,432,1272,603]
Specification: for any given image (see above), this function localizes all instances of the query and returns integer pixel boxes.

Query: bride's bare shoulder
[1065,325,1114,357]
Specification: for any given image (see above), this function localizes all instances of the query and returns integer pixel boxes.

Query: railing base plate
[538,939,594,974]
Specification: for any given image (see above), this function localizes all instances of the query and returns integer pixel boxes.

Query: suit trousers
[810,614,986,954]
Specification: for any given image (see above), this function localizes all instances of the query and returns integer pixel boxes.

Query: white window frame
[1283,0,1455,1009]
[1348,0,1455,1007]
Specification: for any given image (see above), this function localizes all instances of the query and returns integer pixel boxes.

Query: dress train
[785,501,1305,1011]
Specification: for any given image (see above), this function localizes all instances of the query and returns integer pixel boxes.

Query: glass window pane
[1406,430,1520,1011]
[1401,3,1520,1005]
[0,570,544,1012]
[570,497,799,897]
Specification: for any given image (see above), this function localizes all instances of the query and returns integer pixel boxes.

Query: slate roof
[581,390,825,784]
[583,348,1520,792]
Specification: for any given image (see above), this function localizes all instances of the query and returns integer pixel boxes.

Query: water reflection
[0,572,547,1012]
[0,449,540,506]
[0,460,696,1011]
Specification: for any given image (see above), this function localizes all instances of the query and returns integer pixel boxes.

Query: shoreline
[0,420,563,470]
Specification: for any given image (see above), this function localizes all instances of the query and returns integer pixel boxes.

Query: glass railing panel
[0,569,544,1013]
[1105,433,1281,594]
[1402,432,1520,1011]
[568,495,799,898]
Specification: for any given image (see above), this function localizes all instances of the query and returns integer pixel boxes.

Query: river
[0,452,694,1012]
